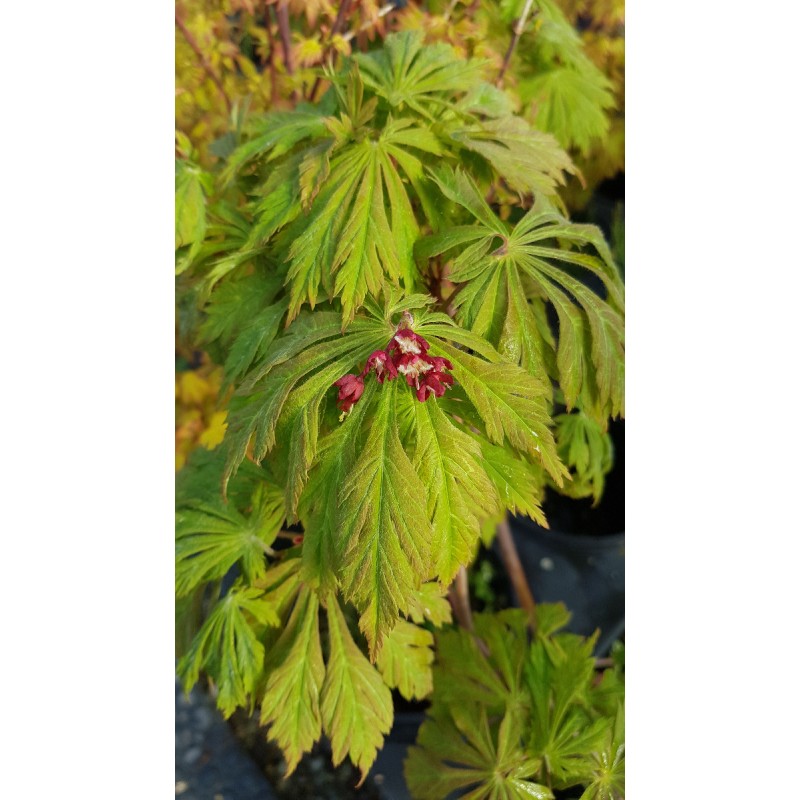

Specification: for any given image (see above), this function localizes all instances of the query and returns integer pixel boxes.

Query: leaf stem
[496,0,537,87]
[495,515,537,624]
[175,10,232,113]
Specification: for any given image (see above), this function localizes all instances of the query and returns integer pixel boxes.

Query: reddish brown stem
[497,0,536,87]
[308,0,354,102]
[175,11,232,112]
[276,1,299,101]
[265,3,279,103]
[495,516,537,623]
[448,566,474,631]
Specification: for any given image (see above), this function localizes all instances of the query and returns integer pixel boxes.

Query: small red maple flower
[333,373,365,413]
[363,349,398,384]
[331,322,455,415]
[417,369,454,402]
[389,328,430,356]
[395,352,434,386]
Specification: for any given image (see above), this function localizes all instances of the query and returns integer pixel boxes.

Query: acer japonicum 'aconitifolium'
[175,23,624,799]
[335,320,454,413]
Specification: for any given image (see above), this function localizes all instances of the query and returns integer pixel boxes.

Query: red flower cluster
[333,328,454,413]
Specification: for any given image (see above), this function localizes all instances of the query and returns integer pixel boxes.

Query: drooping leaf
[431,340,567,486]
[479,440,548,527]
[553,410,614,504]
[259,586,325,776]
[375,619,435,701]
[338,381,433,657]
[177,583,280,718]
[281,120,425,323]
[322,598,394,779]
[413,398,500,585]
[448,116,576,197]
[221,312,388,496]
[298,382,377,595]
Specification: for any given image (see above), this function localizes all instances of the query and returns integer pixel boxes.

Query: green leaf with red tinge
[177,584,280,718]
[338,382,433,658]
[322,598,394,780]
[259,587,325,776]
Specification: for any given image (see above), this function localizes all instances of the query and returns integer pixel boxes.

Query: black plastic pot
[506,517,624,656]
[504,418,625,656]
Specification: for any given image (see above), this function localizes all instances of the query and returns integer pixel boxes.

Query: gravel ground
[175,678,415,800]
[175,679,277,800]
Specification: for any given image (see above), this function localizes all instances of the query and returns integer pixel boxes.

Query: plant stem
[264,3,279,103]
[495,515,537,623]
[175,11,233,113]
[341,2,397,44]
[497,0,536,87]
[443,0,460,22]
[309,0,354,102]
[274,0,298,101]
[448,566,474,631]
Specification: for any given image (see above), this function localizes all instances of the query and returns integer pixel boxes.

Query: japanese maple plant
[176,21,624,800]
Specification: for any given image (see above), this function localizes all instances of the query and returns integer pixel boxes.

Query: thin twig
[175,10,232,112]
[264,3,279,103]
[497,0,537,87]
[273,0,299,101]
[309,0,354,102]
[495,515,537,622]
[443,0,460,22]
[341,2,397,44]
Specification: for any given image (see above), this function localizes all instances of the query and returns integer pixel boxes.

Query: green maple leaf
[321,598,394,780]
[479,440,548,527]
[431,340,567,486]
[259,586,325,776]
[406,582,453,627]
[175,484,285,597]
[578,701,625,800]
[553,410,614,505]
[423,167,624,424]
[175,158,213,269]
[521,67,615,157]
[220,105,331,183]
[354,30,487,120]
[338,380,433,658]
[221,310,389,501]
[413,397,500,585]
[526,633,610,787]
[177,583,280,718]
[448,116,576,197]
[405,704,552,800]
[375,619,435,701]
[198,270,284,348]
[281,114,429,324]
